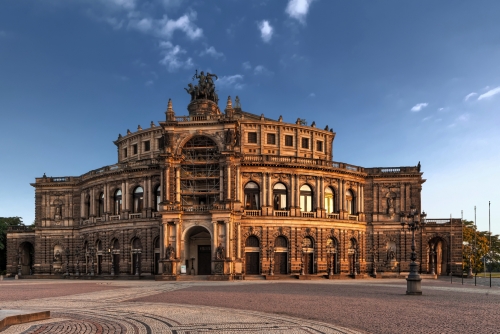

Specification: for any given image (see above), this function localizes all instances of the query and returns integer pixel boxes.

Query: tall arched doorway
[153,237,160,274]
[428,237,448,275]
[110,239,120,275]
[131,238,142,275]
[274,236,288,274]
[302,237,314,274]
[96,240,103,274]
[19,242,34,275]
[245,236,260,275]
[326,237,339,274]
[185,226,212,275]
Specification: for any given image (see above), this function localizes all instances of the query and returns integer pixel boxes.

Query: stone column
[261,173,267,207]
[267,173,272,208]
[176,168,181,203]
[212,221,218,260]
[290,174,295,209]
[236,166,240,202]
[226,165,231,201]
[405,183,410,212]
[175,221,182,261]
[91,188,96,217]
[361,184,364,212]
[219,168,224,201]
[225,221,230,259]
[357,184,361,213]
[237,222,241,259]
[121,181,126,215]
[165,166,170,202]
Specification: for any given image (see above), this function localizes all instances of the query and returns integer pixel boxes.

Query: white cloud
[254,65,273,76]
[100,0,136,10]
[157,12,203,40]
[217,74,245,90]
[145,80,154,86]
[158,41,193,72]
[308,93,316,98]
[104,17,124,29]
[258,20,273,43]
[242,61,252,70]
[411,103,428,112]
[128,17,153,33]
[464,92,477,101]
[457,113,470,122]
[422,116,432,121]
[438,107,444,111]
[477,86,500,101]
[285,0,315,24]
[200,46,224,59]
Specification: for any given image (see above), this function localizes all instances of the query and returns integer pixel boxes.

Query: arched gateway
[184,226,212,275]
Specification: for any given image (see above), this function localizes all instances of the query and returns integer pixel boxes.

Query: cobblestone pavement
[1,279,499,334]
[0,280,360,334]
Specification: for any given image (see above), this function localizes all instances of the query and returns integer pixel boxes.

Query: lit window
[300,184,313,212]
[325,187,335,214]
[346,189,355,214]
[114,189,122,215]
[244,182,260,210]
[273,183,287,210]
[133,187,144,213]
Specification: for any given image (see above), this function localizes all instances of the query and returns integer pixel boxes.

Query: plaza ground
[1,277,499,333]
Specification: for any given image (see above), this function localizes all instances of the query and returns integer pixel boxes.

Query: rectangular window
[157,138,162,149]
[248,132,257,143]
[301,137,309,149]
[133,144,138,155]
[267,133,276,145]
[144,140,150,152]
[124,148,128,158]
[316,141,323,152]
[285,135,293,147]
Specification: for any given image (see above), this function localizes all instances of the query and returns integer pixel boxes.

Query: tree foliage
[0,217,23,250]
[462,220,500,272]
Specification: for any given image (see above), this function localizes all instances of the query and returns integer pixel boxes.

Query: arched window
[96,240,102,251]
[325,187,335,214]
[346,189,355,214]
[85,195,91,218]
[244,182,260,210]
[132,238,142,250]
[154,185,161,212]
[273,183,287,210]
[98,192,104,217]
[245,236,260,247]
[114,189,122,215]
[275,236,288,248]
[300,184,313,212]
[133,187,144,213]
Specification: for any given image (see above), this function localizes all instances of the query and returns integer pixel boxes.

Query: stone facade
[7,86,463,278]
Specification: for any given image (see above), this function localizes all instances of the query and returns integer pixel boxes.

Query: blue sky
[0,0,498,234]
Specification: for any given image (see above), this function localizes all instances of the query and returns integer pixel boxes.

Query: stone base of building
[207,274,233,281]
[155,275,178,281]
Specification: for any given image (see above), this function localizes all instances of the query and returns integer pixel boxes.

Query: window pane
[248,132,257,143]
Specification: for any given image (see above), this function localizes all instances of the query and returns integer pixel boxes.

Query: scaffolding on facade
[180,136,221,206]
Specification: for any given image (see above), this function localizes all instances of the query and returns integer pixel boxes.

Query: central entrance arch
[184,226,212,275]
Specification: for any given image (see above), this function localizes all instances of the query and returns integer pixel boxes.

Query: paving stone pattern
[0,280,359,334]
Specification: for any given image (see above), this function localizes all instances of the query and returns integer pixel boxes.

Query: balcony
[242,155,363,172]
[109,215,120,221]
[327,213,340,220]
[301,212,316,218]
[129,213,142,219]
[274,210,289,217]
[348,215,358,221]
[244,210,261,216]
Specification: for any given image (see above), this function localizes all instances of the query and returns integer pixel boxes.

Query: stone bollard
[0,275,3,281]
[15,275,18,280]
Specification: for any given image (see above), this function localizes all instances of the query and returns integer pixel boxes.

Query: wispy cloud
[218,74,245,90]
[477,86,500,101]
[145,80,154,86]
[0,30,8,38]
[308,93,316,98]
[258,20,273,43]
[254,65,273,76]
[422,116,432,121]
[242,61,252,70]
[464,92,477,101]
[100,0,136,10]
[158,41,193,72]
[457,113,470,122]
[411,103,428,112]
[285,0,315,24]
[199,46,224,59]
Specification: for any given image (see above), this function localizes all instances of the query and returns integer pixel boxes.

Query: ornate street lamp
[108,246,115,276]
[89,246,95,276]
[75,247,80,276]
[401,206,427,295]
[326,243,336,276]
[65,247,70,276]
[429,245,436,276]
[132,249,141,276]
[266,243,275,276]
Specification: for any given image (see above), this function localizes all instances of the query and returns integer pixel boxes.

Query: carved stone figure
[186,70,219,103]
[225,129,234,145]
[387,247,396,261]
[165,244,175,260]
[54,250,62,263]
[387,196,395,218]
[215,243,224,260]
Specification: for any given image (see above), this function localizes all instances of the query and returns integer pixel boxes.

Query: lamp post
[266,244,275,276]
[132,249,141,276]
[65,247,70,276]
[326,244,336,276]
[108,246,115,276]
[75,247,80,276]
[89,246,95,276]
[429,245,436,276]
[400,206,427,295]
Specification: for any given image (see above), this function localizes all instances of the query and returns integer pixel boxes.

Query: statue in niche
[387,247,396,261]
[165,244,175,260]
[225,128,234,145]
[54,250,62,263]
[54,205,62,220]
[215,243,225,260]
[387,194,396,218]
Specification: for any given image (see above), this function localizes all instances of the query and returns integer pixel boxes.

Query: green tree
[462,220,490,273]
[0,216,23,250]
